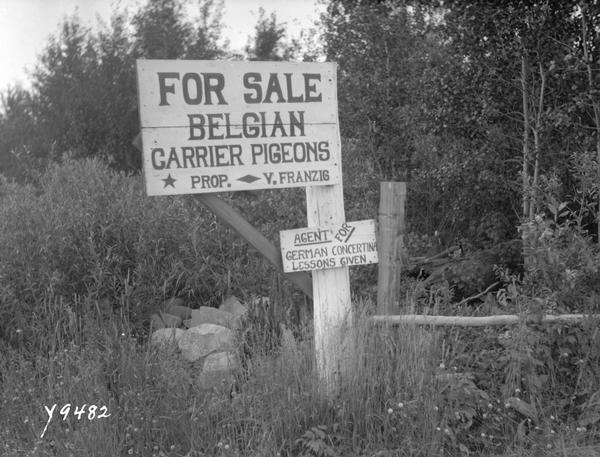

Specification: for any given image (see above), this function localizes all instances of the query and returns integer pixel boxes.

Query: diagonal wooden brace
[133,133,313,298]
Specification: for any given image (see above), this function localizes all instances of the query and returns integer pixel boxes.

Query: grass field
[2,306,599,456]
[1,158,600,456]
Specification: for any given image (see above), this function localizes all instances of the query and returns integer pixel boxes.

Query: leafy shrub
[521,211,600,312]
[0,157,293,351]
[0,143,385,352]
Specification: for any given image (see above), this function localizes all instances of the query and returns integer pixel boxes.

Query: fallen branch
[370,314,600,327]
[454,281,500,307]
[407,245,459,270]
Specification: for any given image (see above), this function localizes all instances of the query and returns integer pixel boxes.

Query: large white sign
[280,219,378,273]
[136,60,341,195]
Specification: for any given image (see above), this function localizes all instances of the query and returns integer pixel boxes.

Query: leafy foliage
[0,0,268,176]
[246,7,293,61]
[295,425,341,457]
[0,158,278,352]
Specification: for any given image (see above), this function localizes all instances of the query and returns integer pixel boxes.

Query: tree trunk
[530,129,540,220]
[521,47,531,219]
[529,62,546,220]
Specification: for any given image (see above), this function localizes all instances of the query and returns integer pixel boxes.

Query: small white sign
[280,219,378,272]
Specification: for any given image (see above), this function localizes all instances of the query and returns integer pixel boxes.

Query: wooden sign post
[280,218,378,393]
[136,59,351,397]
[306,184,352,395]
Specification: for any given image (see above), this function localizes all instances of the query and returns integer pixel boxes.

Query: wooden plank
[132,135,313,298]
[306,183,351,396]
[197,194,313,298]
[370,314,600,327]
[136,60,342,195]
[140,124,340,195]
[377,182,407,314]
[301,59,352,397]
[136,60,339,128]
[280,219,378,272]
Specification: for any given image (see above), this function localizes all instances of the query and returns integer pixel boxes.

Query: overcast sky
[0,0,324,90]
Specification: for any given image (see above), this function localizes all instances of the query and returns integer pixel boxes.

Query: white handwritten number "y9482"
[40,403,110,438]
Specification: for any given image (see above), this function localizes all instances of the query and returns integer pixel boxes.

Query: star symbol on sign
[162,174,176,188]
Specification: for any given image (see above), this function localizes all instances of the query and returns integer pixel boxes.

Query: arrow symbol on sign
[238,175,260,183]
[343,225,356,243]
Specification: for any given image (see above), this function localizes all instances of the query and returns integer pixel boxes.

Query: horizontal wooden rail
[370,314,600,327]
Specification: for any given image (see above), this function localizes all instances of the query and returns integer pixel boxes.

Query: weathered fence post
[377,182,407,315]
[306,182,352,397]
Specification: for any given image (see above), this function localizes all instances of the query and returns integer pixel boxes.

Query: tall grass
[4,297,595,456]
[0,158,285,352]
[0,145,379,352]
[3,156,600,456]
[0,299,447,457]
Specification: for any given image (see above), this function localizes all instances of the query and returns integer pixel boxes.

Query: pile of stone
[149,295,248,390]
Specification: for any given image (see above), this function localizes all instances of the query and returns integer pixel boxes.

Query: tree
[246,7,297,61]
[32,16,102,159]
[0,0,229,177]
[132,0,192,59]
[186,0,227,59]
[322,1,504,240]
[93,10,139,170]
[571,3,600,241]
[0,86,41,180]
[323,1,429,178]
[132,0,226,60]
[438,0,586,220]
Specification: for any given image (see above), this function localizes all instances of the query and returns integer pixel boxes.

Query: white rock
[166,300,192,320]
[160,312,182,328]
[198,351,239,389]
[151,313,165,330]
[178,324,235,362]
[203,351,239,372]
[150,328,184,347]
[185,306,234,329]
[220,296,248,318]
